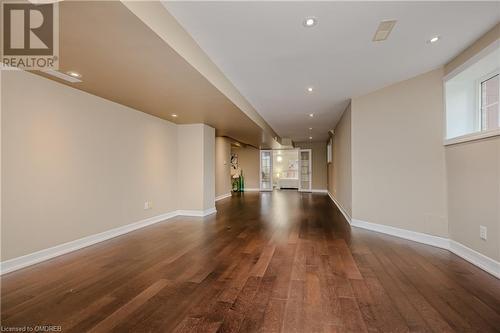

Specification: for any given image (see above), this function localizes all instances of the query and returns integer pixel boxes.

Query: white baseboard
[215,193,232,201]
[0,211,177,275]
[4,206,498,280]
[0,208,217,275]
[350,218,499,279]
[449,240,500,278]
[177,207,216,217]
[311,189,328,193]
[351,219,449,250]
[327,191,352,224]
[243,188,327,193]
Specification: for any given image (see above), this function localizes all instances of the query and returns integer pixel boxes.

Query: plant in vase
[232,168,245,192]
[239,170,244,191]
[232,173,240,192]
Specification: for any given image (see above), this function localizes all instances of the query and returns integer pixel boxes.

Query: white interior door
[260,150,273,191]
[299,149,312,192]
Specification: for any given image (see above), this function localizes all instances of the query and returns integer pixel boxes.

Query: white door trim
[299,149,312,192]
[259,150,273,191]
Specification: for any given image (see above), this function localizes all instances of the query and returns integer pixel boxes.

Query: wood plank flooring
[1,191,499,332]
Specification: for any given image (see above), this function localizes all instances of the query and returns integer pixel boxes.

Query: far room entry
[260,149,312,192]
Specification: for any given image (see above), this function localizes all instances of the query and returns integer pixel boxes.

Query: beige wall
[2,71,217,261]
[2,70,179,260]
[328,144,334,196]
[351,69,448,237]
[231,145,260,189]
[328,104,352,217]
[341,26,500,263]
[215,137,232,197]
[177,124,215,211]
[295,141,328,191]
[203,125,215,209]
[444,26,500,261]
[177,125,203,211]
[0,69,3,261]
[446,138,500,261]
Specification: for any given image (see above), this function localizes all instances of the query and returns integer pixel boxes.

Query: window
[481,74,499,131]
[327,138,332,163]
[445,45,500,144]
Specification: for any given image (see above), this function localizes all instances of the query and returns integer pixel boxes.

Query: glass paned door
[299,149,312,192]
[260,150,273,191]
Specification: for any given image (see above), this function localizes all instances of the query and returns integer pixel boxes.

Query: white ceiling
[163,1,500,142]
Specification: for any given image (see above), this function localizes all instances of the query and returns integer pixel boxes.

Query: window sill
[444,129,500,146]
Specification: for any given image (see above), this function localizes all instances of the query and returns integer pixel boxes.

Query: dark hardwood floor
[1,191,499,332]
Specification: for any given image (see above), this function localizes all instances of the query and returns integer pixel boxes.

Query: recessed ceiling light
[171,114,178,118]
[309,113,314,118]
[309,127,312,130]
[307,87,313,92]
[428,36,440,44]
[309,136,313,140]
[303,17,317,28]
[43,69,82,83]
[66,71,81,78]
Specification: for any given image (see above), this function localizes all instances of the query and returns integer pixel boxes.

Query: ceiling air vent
[372,20,397,42]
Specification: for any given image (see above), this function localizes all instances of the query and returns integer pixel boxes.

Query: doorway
[259,149,312,192]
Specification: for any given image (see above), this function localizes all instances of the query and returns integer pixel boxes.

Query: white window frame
[443,40,500,146]
[477,70,499,131]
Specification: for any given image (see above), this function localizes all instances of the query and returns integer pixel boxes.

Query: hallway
[1,191,499,332]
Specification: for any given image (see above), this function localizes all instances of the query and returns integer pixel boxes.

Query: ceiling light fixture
[42,69,82,83]
[303,16,317,28]
[309,136,313,140]
[309,127,312,130]
[307,87,313,92]
[277,156,283,162]
[428,36,440,44]
[309,113,314,118]
[66,71,81,78]
[171,114,178,118]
